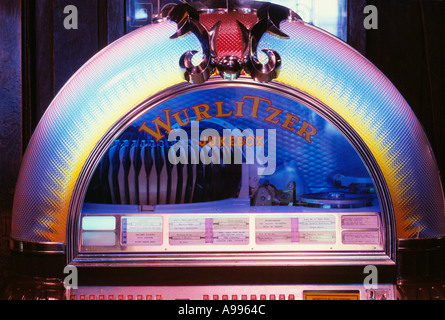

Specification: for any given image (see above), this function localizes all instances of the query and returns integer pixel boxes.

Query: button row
[70,294,296,300]
[203,294,294,300]
[70,294,162,300]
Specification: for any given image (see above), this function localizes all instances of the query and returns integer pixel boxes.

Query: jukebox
[8,0,445,300]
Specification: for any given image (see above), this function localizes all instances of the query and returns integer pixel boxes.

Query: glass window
[80,85,383,252]
[84,86,378,210]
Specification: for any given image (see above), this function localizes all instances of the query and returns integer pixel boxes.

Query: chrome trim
[244,3,289,83]
[10,238,65,254]
[67,76,396,265]
[71,256,395,268]
[169,3,215,84]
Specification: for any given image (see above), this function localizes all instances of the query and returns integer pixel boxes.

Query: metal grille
[200,11,258,59]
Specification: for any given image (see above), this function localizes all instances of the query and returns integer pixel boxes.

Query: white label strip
[341,215,379,229]
[122,216,163,246]
[342,231,380,244]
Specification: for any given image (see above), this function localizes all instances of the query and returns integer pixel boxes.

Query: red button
[118,295,124,300]
[108,295,114,300]
[98,295,105,300]
[269,294,276,300]
[260,295,266,300]
[203,295,209,300]
[279,294,285,300]
[156,295,162,300]
[137,295,143,300]
[250,295,257,300]
[231,295,238,300]
[146,295,152,300]
[241,295,247,300]
[288,294,295,300]
[222,295,228,300]
[213,295,219,300]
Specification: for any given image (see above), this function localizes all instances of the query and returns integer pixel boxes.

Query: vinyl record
[299,192,375,209]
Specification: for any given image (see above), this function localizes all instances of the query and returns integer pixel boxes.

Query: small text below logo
[167,122,277,176]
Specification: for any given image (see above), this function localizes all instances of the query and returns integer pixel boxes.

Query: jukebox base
[67,284,395,300]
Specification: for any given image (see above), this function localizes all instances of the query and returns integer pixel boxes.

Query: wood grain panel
[53,0,99,93]
[0,0,22,215]
[35,0,55,123]
[347,0,367,55]
[108,0,125,44]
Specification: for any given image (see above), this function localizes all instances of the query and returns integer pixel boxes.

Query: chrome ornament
[168,2,298,83]
[169,4,215,84]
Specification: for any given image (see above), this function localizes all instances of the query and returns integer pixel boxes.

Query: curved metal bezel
[66,76,396,267]
[9,239,65,254]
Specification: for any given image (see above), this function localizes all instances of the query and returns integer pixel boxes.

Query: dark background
[0,0,444,283]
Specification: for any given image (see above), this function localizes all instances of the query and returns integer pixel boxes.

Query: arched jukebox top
[11,0,445,266]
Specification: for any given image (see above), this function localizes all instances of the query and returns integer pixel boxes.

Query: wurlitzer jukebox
[8,0,445,300]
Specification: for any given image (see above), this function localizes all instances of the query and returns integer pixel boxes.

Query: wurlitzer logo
[137,95,318,176]
[167,121,277,176]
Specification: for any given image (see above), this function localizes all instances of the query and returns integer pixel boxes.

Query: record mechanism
[299,192,375,209]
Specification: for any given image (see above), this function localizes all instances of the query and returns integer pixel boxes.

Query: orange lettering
[234,101,245,117]
[138,109,172,141]
[245,136,255,147]
[215,101,233,118]
[281,112,300,132]
[171,108,190,126]
[264,106,283,125]
[243,95,272,118]
[208,136,219,147]
[236,136,244,147]
[191,103,213,121]
[296,121,317,143]
[255,135,264,147]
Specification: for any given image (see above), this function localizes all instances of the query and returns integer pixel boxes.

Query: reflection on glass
[84,86,378,212]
